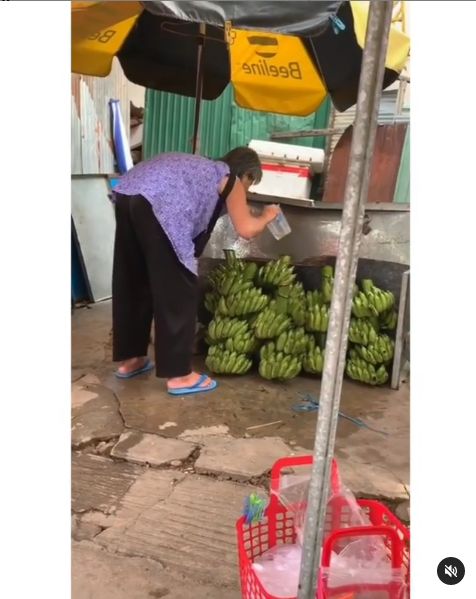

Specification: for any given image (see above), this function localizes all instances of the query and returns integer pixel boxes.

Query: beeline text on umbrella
[242,35,302,79]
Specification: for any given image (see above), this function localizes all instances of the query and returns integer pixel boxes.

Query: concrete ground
[72,300,410,599]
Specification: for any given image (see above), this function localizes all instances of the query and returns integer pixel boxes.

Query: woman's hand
[262,204,281,224]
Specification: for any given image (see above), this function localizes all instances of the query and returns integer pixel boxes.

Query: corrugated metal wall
[143,86,331,160]
[328,89,410,157]
[71,59,130,175]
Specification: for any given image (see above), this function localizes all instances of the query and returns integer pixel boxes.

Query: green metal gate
[143,85,331,159]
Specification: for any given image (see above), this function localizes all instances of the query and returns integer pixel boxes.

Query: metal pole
[315,1,394,573]
[297,3,394,598]
[192,23,206,154]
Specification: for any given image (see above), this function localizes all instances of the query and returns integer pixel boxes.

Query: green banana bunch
[207,252,257,289]
[305,304,329,333]
[346,355,389,386]
[259,351,302,381]
[256,256,296,288]
[207,264,235,291]
[352,291,377,318]
[369,316,381,333]
[217,288,269,317]
[272,283,305,316]
[361,279,395,315]
[241,261,258,281]
[276,282,305,301]
[216,271,255,296]
[289,300,306,326]
[207,317,249,343]
[305,290,322,308]
[253,308,292,340]
[275,327,310,355]
[206,345,252,375]
[321,265,334,304]
[204,292,219,314]
[348,318,379,346]
[303,346,325,374]
[380,309,398,331]
[260,341,277,361]
[351,334,395,365]
[225,331,258,354]
[273,295,289,315]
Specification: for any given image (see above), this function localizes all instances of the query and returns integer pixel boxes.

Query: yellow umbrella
[71,1,410,116]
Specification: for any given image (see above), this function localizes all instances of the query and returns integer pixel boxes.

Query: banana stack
[346,355,389,386]
[256,255,296,288]
[277,283,306,326]
[351,334,395,365]
[289,300,306,327]
[225,330,258,354]
[205,253,257,315]
[275,327,310,355]
[259,343,302,380]
[207,316,249,344]
[204,291,219,314]
[380,309,398,331]
[303,345,325,374]
[305,302,330,333]
[203,251,399,387]
[217,287,269,317]
[273,282,305,315]
[253,306,292,340]
[348,318,379,346]
[206,345,252,374]
[352,279,395,318]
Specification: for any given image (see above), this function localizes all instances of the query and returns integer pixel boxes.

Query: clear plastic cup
[267,211,292,240]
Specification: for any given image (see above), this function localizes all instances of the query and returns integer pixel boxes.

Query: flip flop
[168,374,218,396]
[114,359,155,379]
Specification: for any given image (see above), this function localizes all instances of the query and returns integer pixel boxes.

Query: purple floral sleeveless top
[113,153,230,274]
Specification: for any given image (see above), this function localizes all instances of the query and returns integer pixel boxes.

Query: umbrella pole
[192,23,206,155]
[296,2,394,598]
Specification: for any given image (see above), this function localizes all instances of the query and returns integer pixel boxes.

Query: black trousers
[112,194,198,378]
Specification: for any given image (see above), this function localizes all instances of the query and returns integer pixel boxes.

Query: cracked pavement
[72,301,410,598]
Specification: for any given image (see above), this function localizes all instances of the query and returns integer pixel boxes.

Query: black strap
[220,172,237,201]
[193,171,237,257]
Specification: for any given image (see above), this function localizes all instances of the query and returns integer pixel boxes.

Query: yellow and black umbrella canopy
[72,1,410,116]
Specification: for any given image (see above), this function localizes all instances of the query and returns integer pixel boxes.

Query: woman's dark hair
[219,147,263,185]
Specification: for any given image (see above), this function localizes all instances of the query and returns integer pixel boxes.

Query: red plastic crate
[236,456,410,599]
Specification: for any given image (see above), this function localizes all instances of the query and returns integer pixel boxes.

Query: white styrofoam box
[250,162,313,199]
[248,139,325,173]
[248,139,324,199]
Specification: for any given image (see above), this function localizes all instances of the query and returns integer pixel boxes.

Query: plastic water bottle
[267,210,291,241]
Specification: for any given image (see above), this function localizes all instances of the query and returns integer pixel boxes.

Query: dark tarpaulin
[302,2,399,111]
[141,1,343,37]
[118,13,230,99]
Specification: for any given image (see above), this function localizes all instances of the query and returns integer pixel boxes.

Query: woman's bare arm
[223,178,280,240]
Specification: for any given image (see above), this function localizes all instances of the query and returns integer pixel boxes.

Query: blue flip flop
[168,374,218,396]
[114,359,155,379]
